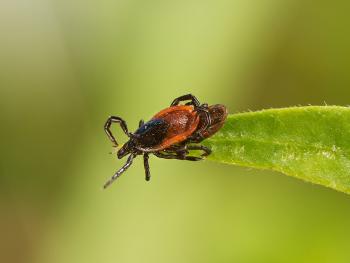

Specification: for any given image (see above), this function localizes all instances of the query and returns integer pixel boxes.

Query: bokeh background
[1,0,350,262]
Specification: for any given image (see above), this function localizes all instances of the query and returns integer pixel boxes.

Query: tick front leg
[143,153,151,181]
[139,119,144,127]
[103,154,135,189]
[104,116,130,147]
[170,94,201,107]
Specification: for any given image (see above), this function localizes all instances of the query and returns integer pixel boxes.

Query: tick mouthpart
[117,141,135,159]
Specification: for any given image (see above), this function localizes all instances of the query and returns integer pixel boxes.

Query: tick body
[103,94,228,188]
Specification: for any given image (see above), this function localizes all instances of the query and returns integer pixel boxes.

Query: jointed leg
[154,151,203,161]
[104,116,130,147]
[154,151,180,159]
[139,119,144,127]
[155,143,211,160]
[143,153,151,181]
[103,154,135,189]
[186,145,211,156]
[195,107,211,134]
[171,94,200,107]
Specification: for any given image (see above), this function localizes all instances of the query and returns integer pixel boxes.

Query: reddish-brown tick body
[103,94,228,188]
[143,105,200,151]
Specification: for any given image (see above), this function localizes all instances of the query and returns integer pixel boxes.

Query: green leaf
[201,106,350,194]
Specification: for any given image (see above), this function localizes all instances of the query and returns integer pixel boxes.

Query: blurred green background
[1,0,350,262]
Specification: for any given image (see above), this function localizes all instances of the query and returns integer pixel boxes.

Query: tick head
[117,140,134,159]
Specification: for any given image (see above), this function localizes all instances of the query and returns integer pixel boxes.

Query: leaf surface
[201,106,350,194]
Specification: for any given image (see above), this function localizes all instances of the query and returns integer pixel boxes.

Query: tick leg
[103,154,135,189]
[104,116,130,147]
[197,107,211,131]
[153,152,178,159]
[186,108,212,143]
[157,143,211,160]
[185,144,212,157]
[143,153,151,181]
[170,94,201,107]
[166,144,187,152]
[154,151,203,161]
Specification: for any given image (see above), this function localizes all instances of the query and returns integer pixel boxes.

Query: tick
[103,94,228,188]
